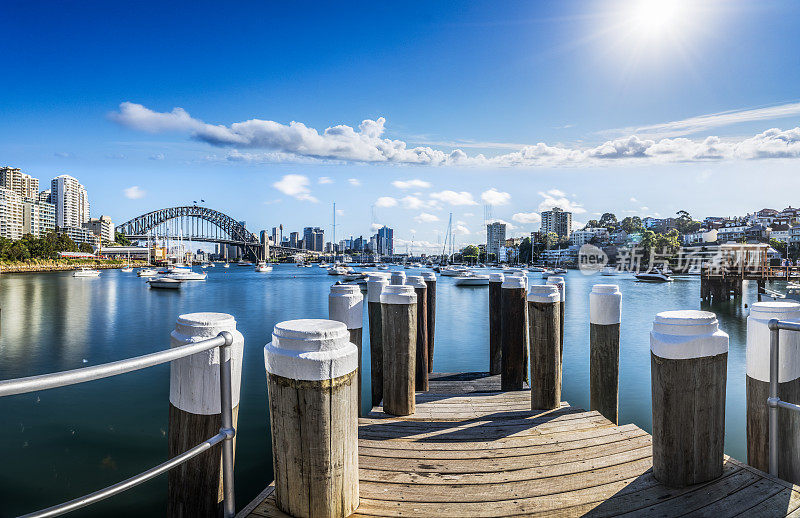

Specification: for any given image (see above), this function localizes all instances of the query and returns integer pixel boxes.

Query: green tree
[78,242,94,254]
[584,219,600,230]
[770,238,787,257]
[462,245,479,264]
[620,216,643,233]
[599,212,618,230]
[543,232,559,249]
[675,210,701,234]
[518,237,533,264]
[114,231,131,246]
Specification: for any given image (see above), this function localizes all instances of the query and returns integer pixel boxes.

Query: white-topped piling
[589,284,622,424]
[500,275,527,390]
[746,301,800,482]
[546,276,566,356]
[421,271,437,372]
[407,276,429,391]
[366,274,390,408]
[264,319,359,517]
[168,313,244,517]
[390,271,406,285]
[489,273,504,375]
[528,285,561,410]
[381,284,417,415]
[650,310,729,487]
[329,284,365,415]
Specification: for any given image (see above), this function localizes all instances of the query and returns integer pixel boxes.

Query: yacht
[223,262,230,268]
[601,266,619,276]
[73,267,100,278]
[528,266,545,272]
[120,266,133,273]
[439,266,469,277]
[148,277,182,289]
[454,271,490,286]
[552,267,567,274]
[635,268,673,282]
[137,268,158,277]
[255,262,273,272]
[327,266,347,276]
[166,270,207,281]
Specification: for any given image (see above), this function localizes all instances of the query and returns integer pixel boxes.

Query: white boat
[635,269,673,282]
[223,263,230,268]
[137,268,158,277]
[255,262,273,272]
[327,266,347,276]
[148,277,182,289]
[201,262,211,269]
[238,261,253,267]
[120,266,133,273]
[377,265,389,270]
[166,271,207,281]
[528,266,545,272]
[601,266,619,276]
[439,266,469,277]
[73,267,100,278]
[552,267,567,274]
[540,270,555,278]
[454,271,490,286]
[343,272,366,282]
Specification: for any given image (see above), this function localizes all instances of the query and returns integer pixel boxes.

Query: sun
[631,0,683,35]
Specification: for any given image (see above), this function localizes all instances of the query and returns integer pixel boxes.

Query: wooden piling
[546,276,565,357]
[265,319,359,518]
[746,301,800,482]
[528,284,561,410]
[329,283,365,415]
[390,271,406,285]
[589,284,621,424]
[489,273,504,375]
[508,271,530,384]
[168,313,244,518]
[650,310,729,487]
[421,271,437,373]
[366,274,390,408]
[407,276,429,392]
[381,284,417,416]
[500,275,527,391]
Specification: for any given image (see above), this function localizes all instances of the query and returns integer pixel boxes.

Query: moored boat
[165,271,207,281]
[635,268,672,282]
[73,267,100,278]
[148,277,182,289]
[454,271,490,286]
[137,268,158,277]
[255,262,273,272]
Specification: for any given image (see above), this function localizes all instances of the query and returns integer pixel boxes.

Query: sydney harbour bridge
[115,205,304,261]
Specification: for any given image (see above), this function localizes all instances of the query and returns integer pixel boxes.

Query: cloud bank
[111,102,800,167]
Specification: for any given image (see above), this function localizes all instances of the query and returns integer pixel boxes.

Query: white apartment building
[569,227,608,246]
[83,215,114,243]
[51,175,89,229]
[541,207,572,238]
[0,167,39,200]
[23,199,56,237]
[486,221,507,257]
[0,188,24,240]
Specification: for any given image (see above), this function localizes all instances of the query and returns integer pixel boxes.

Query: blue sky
[4,1,800,252]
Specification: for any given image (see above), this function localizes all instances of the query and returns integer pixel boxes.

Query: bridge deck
[240,373,800,517]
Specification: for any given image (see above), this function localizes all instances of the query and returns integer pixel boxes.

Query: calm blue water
[0,265,768,516]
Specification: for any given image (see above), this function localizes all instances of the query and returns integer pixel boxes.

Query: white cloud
[629,197,638,203]
[112,102,800,168]
[400,195,439,210]
[375,196,398,208]
[318,176,333,184]
[414,212,440,223]
[481,188,511,206]
[370,223,383,231]
[273,174,318,202]
[123,186,146,199]
[537,190,586,214]
[263,199,282,205]
[487,218,515,230]
[463,212,474,217]
[512,212,541,224]
[149,153,165,160]
[348,178,361,186]
[392,179,432,189]
[454,224,470,234]
[430,190,477,206]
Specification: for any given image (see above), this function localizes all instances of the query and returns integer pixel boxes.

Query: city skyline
[5,2,800,252]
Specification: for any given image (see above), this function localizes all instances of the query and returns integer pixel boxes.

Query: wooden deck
[240,373,800,517]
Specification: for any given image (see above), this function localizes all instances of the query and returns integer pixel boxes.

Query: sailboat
[121,251,133,272]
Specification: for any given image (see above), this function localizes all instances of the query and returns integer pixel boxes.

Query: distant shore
[0,260,147,274]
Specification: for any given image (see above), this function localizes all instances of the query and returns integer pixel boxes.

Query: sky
[4,0,800,253]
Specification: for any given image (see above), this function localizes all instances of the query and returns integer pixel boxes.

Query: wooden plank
[737,488,800,517]
[690,476,785,518]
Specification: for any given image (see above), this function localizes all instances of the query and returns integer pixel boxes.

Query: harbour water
[0,265,767,516]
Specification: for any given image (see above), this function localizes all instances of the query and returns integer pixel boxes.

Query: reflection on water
[0,266,768,515]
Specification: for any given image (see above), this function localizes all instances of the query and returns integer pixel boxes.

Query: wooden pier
[240,373,800,517]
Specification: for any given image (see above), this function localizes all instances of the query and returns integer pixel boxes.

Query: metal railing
[0,332,237,518]
[767,318,800,477]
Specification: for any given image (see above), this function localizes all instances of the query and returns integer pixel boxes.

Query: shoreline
[0,262,148,274]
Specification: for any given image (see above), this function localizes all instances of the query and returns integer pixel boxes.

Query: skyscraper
[0,188,24,240]
[0,167,39,200]
[303,226,324,252]
[486,221,506,258]
[541,207,573,238]
[377,226,393,256]
[51,175,89,229]
[289,231,299,248]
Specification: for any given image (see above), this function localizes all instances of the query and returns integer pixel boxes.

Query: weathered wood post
[489,272,504,375]
[650,310,729,487]
[329,283,365,415]
[407,275,429,391]
[500,274,527,391]
[546,276,566,357]
[589,284,622,424]
[366,273,390,408]
[381,284,417,415]
[528,284,561,410]
[421,271,437,372]
[746,301,800,482]
[168,313,244,517]
[264,319,359,517]
[509,271,530,383]
[390,271,406,285]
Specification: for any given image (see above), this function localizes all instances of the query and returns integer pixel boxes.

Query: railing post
[745,303,800,480]
[650,310,728,487]
[769,318,780,477]
[329,284,365,415]
[589,284,621,424]
[168,313,244,517]
[421,271,437,373]
[264,319,359,517]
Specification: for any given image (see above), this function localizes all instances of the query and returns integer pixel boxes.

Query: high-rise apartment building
[541,207,573,239]
[0,167,39,200]
[0,188,24,240]
[303,226,324,252]
[377,226,393,256]
[486,221,506,258]
[83,215,114,243]
[51,175,89,229]
[289,231,299,248]
[23,199,56,237]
